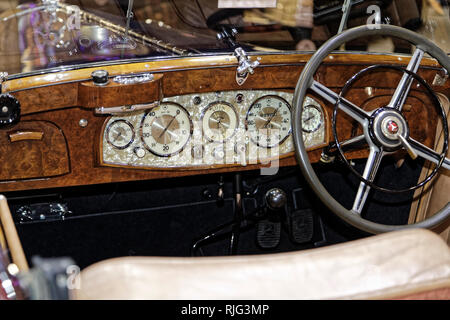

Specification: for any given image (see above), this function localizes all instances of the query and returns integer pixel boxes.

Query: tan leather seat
[71,229,450,300]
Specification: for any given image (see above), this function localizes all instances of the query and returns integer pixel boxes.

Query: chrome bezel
[245,95,292,148]
[140,102,193,157]
[301,104,324,133]
[105,119,135,150]
[201,101,239,143]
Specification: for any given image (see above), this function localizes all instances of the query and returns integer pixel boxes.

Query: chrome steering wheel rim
[292,24,450,234]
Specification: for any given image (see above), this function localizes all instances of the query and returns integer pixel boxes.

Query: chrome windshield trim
[5,50,439,81]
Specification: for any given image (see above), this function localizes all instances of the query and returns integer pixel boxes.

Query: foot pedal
[289,209,314,244]
[257,220,281,249]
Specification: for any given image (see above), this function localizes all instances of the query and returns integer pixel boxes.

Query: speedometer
[140,102,192,157]
[246,95,291,148]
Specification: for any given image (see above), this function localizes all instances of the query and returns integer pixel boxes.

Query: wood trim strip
[3,53,442,93]
[8,130,44,142]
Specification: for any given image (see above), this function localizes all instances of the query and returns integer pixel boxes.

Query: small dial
[140,102,192,157]
[246,95,291,148]
[202,102,239,142]
[106,119,135,149]
[302,105,323,133]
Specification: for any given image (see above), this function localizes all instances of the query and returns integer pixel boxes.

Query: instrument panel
[100,90,326,169]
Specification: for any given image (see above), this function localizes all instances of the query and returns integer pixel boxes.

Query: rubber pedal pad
[256,219,281,249]
[289,209,314,244]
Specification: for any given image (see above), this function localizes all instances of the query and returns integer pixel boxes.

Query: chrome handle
[112,73,154,85]
[95,101,159,115]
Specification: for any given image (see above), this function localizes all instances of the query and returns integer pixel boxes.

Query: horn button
[370,108,409,150]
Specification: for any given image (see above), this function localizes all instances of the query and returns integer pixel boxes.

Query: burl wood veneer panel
[0,120,70,181]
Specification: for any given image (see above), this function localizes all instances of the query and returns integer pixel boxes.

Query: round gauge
[140,102,192,157]
[246,95,292,148]
[302,105,323,133]
[106,119,135,150]
[202,101,239,142]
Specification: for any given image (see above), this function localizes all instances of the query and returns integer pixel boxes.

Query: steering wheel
[292,24,450,234]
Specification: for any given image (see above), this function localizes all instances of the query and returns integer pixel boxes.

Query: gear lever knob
[265,188,287,211]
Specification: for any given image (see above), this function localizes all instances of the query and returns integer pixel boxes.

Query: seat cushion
[71,228,450,300]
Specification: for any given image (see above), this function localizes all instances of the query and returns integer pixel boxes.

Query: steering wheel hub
[370,108,409,150]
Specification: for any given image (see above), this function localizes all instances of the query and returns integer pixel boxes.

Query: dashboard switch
[213,146,225,161]
[235,143,247,166]
[191,145,204,160]
[134,147,146,158]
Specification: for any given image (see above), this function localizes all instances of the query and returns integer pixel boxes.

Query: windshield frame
[4,50,433,83]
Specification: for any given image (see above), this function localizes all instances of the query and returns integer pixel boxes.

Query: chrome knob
[91,70,109,86]
[265,188,287,210]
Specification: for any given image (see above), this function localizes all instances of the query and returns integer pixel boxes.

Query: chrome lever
[235,47,260,75]
[234,47,260,85]
[95,101,159,115]
[398,135,418,160]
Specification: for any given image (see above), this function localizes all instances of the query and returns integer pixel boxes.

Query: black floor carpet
[6,155,423,269]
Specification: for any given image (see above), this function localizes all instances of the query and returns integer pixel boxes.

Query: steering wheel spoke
[388,48,424,111]
[339,134,367,150]
[351,147,384,215]
[409,138,450,170]
[310,80,370,125]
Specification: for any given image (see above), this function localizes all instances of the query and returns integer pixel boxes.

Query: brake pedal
[288,209,314,244]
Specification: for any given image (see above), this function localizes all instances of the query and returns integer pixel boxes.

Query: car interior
[0,0,449,301]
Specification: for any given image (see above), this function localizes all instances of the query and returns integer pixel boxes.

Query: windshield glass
[0,0,449,76]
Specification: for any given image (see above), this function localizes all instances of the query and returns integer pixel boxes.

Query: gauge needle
[256,115,269,122]
[114,130,123,142]
[210,117,230,129]
[153,121,179,140]
[159,115,177,138]
[216,116,222,130]
[304,114,314,123]
[267,121,281,128]
[263,107,280,128]
[165,129,179,139]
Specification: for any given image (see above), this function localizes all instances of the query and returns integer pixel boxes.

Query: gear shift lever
[191,187,288,255]
[265,188,287,211]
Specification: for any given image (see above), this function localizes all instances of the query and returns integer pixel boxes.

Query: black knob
[265,188,287,211]
[193,96,202,105]
[91,70,109,86]
[0,94,20,127]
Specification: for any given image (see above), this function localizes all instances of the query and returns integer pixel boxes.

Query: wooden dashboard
[0,52,448,192]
